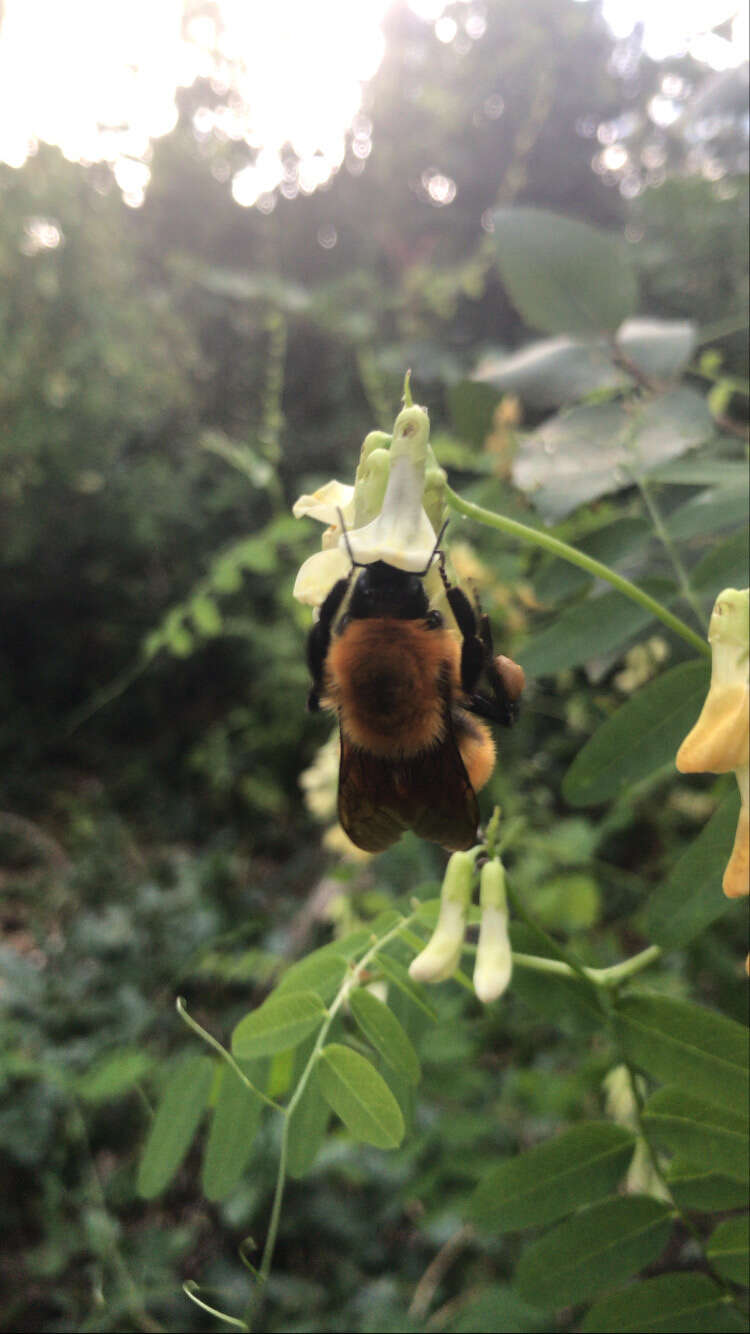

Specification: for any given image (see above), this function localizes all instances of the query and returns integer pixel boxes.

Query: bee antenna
[416,518,450,577]
[337,507,362,568]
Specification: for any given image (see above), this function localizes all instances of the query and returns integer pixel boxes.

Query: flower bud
[473,858,513,1004]
[409,851,475,984]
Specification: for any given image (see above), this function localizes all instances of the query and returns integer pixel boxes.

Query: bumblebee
[306,546,522,853]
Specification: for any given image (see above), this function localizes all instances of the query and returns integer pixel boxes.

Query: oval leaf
[515,1195,673,1308]
[469,1122,636,1232]
[137,1055,214,1199]
[646,789,742,948]
[318,1043,404,1149]
[350,988,421,1086]
[473,335,624,410]
[618,318,696,380]
[514,388,713,520]
[616,992,749,1117]
[581,1272,740,1333]
[519,580,674,679]
[276,949,349,1004]
[201,1061,264,1202]
[492,207,637,335]
[563,660,710,808]
[667,1159,749,1213]
[707,1215,750,1285]
[287,1065,330,1179]
[643,1087,749,1183]
[375,953,438,1021]
[231,990,326,1059]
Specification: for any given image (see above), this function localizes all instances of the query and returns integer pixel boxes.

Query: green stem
[243,912,418,1331]
[445,487,710,657]
[510,944,661,989]
[176,998,283,1112]
[635,475,706,626]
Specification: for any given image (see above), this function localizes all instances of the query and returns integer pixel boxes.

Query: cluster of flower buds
[292,376,448,611]
[676,587,749,901]
[409,850,513,1004]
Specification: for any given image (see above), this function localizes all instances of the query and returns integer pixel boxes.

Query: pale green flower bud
[353,433,391,527]
[473,858,512,1004]
[423,443,448,537]
[409,851,475,984]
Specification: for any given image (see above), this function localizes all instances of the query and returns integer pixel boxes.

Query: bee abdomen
[326,617,459,758]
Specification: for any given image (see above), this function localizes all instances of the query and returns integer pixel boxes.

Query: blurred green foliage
[0,1,747,1330]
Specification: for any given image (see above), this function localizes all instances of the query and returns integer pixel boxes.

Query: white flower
[292,385,448,609]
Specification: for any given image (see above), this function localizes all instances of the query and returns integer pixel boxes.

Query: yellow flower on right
[676,587,749,899]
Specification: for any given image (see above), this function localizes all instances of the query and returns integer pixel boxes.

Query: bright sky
[0,0,746,206]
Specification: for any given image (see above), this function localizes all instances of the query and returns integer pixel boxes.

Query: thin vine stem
[635,474,706,627]
[445,486,710,657]
[242,911,420,1331]
[176,998,283,1112]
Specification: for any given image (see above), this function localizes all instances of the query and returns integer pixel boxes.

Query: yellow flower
[676,587,749,899]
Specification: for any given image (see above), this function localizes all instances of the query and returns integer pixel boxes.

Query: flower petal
[292,480,355,526]
[292,548,350,606]
[723,763,749,898]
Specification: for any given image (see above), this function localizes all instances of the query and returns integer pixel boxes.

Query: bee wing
[338,721,479,854]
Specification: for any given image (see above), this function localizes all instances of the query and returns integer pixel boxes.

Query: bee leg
[307,576,351,712]
[444,584,485,693]
[454,596,521,728]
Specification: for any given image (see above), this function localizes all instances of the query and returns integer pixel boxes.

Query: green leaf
[445,1284,551,1333]
[643,1087,749,1182]
[665,488,749,541]
[473,336,623,410]
[534,518,651,604]
[667,1158,749,1212]
[707,1215,750,1285]
[617,318,697,379]
[514,388,714,520]
[515,1195,673,1308]
[77,1047,154,1103]
[509,922,603,1034]
[473,320,695,412]
[137,1055,214,1199]
[616,993,749,1117]
[318,1043,405,1149]
[563,661,711,807]
[190,595,222,636]
[645,790,741,948]
[491,207,637,335]
[691,529,750,596]
[375,954,438,1021]
[276,950,349,1004]
[201,1062,264,1202]
[231,990,326,1059]
[519,580,675,678]
[349,988,421,1086]
[287,1065,330,1179]
[581,1273,743,1333]
[649,459,749,488]
[469,1123,636,1232]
